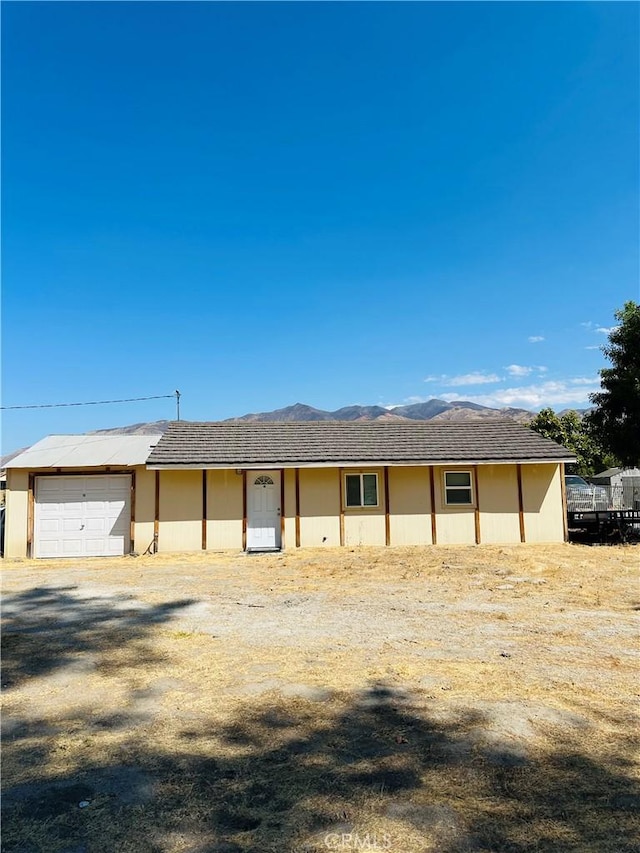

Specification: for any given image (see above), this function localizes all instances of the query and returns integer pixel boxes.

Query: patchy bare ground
[2,544,639,853]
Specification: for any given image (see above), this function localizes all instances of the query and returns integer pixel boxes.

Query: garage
[35,474,132,558]
[3,433,162,559]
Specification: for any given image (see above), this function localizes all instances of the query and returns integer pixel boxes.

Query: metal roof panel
[6,434,163,469]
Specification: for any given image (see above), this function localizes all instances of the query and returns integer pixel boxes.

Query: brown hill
[430,406,533,424]
[227,400,534,424]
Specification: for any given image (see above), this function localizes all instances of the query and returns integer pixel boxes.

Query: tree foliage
[586,301,640,468]
[529,407,614,476]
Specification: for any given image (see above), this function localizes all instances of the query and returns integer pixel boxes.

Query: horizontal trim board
[147,458,573,471]
[16,468,136,476]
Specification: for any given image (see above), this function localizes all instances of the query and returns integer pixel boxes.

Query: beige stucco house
[3,420,575,559]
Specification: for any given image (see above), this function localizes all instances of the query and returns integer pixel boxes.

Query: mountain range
[79,399,536,439]
[224,400,535,424]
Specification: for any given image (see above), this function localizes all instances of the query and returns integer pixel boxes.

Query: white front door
[34,475,131,558]
[246,471,281,550]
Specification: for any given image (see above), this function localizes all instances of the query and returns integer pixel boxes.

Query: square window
[444,471,473,505]
[345,473,378,507]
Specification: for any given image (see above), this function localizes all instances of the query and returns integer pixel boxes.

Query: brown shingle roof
[146,420,575,468]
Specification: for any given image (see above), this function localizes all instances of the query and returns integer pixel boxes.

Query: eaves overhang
[146,457,576,470]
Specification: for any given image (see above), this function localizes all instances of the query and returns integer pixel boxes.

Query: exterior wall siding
[344,512,386,546]
[298,468,341,547]
[388,466,433,545]
[133,467,156,554]
[4,470,29,558]
[206,469,243,550]
[283,468,296,548]
[477,465,521,544]
[522,463,564,542]
[343,466,386,546]
[432,465,476,545]
[158,470,202,552]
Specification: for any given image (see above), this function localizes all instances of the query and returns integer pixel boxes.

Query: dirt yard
[2,543,639,853]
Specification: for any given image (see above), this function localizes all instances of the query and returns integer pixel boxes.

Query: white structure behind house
[589,468,640,510]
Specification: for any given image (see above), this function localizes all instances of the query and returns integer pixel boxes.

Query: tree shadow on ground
[2,682,639,853]
[1,585,196,688]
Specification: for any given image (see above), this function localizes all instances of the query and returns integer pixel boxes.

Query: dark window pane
[346,475,361,506]
[446,472,471,487]
[363,474,378,506]
[446,488,472,505]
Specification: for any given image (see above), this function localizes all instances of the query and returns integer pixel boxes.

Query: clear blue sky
[2,2,638,451]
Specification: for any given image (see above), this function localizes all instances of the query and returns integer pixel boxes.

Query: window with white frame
[345,473,378,507]
[444,471,473,505]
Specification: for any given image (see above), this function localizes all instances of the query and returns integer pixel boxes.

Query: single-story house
[3,420,575,558]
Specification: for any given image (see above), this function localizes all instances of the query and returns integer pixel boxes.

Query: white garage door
[34,475,131,558]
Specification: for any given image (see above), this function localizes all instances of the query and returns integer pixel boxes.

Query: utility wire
[1,394,176,411]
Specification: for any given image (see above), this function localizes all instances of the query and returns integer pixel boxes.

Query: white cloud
[446,372,501,387]
[570,376,599,386]
[440,378,601,410]
[528,335,545,343]
[423,372,501,386]
[505,364,533,377]
[386,400,417,409]
[584,345,601,350]
[581,322,619,337]
[505,364,548,377]
[385,396,425,408]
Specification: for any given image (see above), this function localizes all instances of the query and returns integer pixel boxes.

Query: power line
[1,393,176,411]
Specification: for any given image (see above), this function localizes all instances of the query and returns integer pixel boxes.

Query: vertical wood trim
[27,474,35,558]
[130,471,136,554]
[242,471,247,551]
[280,468,285,549]
[338,467,345,546]
[202,470,207,551]
[473,466,481,545]
[384,466,391,546]
[560,462,569,542]
[516,464,526,543]
[295,468,301,547]
[429,467,437,545]
[154,471,160,553]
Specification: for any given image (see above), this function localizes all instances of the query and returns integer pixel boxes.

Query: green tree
[529,407,613,476]
[586,301,640,468]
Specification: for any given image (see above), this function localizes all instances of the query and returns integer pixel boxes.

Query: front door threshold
[246,547,281,554]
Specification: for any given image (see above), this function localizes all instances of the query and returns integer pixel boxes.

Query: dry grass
[2,543,639,852]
